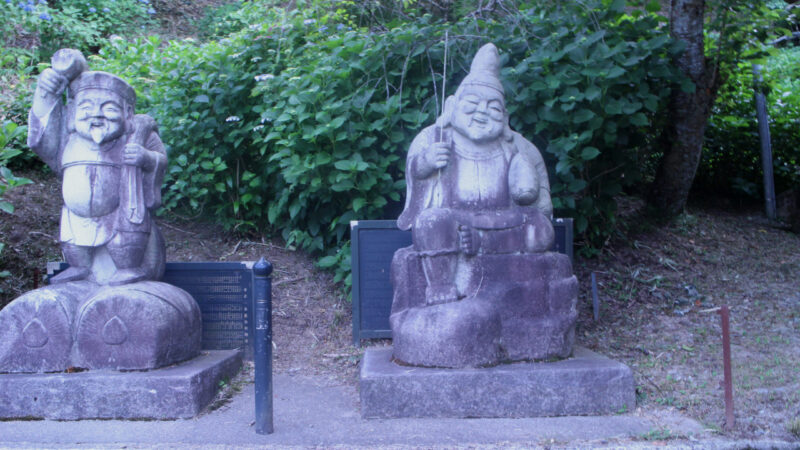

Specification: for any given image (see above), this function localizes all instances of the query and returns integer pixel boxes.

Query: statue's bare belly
[62,164,120,217]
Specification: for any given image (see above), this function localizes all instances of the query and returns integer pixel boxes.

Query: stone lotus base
[360,346,635,419]
[0,350,242,420]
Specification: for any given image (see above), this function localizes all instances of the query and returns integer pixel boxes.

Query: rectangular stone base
[360,346,635,418]
[0,350,242,420]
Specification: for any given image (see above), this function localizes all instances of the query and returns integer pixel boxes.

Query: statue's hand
[458,225,477,256]
[419,141,451,175]
[123,143,149,168]
[37,68,67,96]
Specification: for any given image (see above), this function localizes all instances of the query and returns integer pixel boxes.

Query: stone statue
[390,43,578,368]
[0,49,200,373]
[28,48,166,286]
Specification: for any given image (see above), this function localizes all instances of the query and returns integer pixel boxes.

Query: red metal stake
[33,268,40,290]
[718,305,735,431]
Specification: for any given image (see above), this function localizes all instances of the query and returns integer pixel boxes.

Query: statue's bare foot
[108,268,147,286]
[50,266,90,284]
[425,284,459,306]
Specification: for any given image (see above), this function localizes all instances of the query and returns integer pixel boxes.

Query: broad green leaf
[317,255,338,268]
[585,85,602,101]
[289,201,301,219]
[555,159,572,175]
[568,179,588,192]
[646,0,661,12]
[330,116,346,129]
[0,200,14,214]
[573,109,595,123]
[352,197,366,212]
[629,112,649,126]
[581,147,601,160]
[606,66,625,79]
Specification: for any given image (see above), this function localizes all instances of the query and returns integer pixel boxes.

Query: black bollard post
[253,257,273,434]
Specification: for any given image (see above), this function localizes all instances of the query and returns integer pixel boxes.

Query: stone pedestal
[0,280,202,373]
[360,346,635,418]
[391,249,578,368]
[0,350,242,420]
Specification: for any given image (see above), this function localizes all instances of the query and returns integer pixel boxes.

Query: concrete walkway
[0,373,792,448]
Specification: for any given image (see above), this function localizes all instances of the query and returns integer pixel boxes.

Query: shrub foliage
[698,46,800,198]
[90,0,682,284]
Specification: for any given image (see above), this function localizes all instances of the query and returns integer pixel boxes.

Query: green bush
[90,0,681,289]
[0,0,158,170]
[698,45,800,198]
[1,0,154,63]
[0,121,32,215]
[0,47,36,125]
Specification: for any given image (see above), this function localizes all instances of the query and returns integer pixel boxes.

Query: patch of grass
[640,427,674,441]
[787,417,800,438]
[655,396,677,407]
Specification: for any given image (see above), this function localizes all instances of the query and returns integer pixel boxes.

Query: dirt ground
[2,170,799,443]
[575,197,800,442]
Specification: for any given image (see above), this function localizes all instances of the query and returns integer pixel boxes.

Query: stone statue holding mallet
[0,49,200,374]
[29,48,167,286]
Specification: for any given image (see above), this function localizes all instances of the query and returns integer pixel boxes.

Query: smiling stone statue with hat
[390,43,578,368]
[28,49,167,286]
[0,49,201,374]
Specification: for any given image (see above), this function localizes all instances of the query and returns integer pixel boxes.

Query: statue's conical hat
[457,43,504,95]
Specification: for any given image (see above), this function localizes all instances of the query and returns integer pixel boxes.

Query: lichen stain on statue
[0,49,201,373]
[391,43,578,368]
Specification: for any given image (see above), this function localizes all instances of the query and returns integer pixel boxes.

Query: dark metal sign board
[350,218,573,346]
[350,221,412,345]
[161,262,254,358]
[49,261,255,359]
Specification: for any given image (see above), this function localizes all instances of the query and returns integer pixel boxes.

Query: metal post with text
[253,257,274,434]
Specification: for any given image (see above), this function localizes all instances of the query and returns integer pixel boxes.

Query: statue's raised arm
[28,49,87,171]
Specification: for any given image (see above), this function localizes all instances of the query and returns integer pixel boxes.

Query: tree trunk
[649,0,712,218]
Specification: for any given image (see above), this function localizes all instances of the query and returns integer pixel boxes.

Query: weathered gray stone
[0,282,95,373]
[0,350,241,420]
[360,346,635,418]
[390,43,577,368]
[74,281,202,370]
[0,281,201,373]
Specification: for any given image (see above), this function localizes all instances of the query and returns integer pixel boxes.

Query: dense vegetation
[698,45,800,198]
[1,0,797,292]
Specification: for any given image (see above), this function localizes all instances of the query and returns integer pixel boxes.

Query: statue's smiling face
[74,89,126,145]
[451,85,506,143]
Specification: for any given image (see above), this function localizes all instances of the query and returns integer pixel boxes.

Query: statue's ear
[124,104,135,134]
[439,95,456,127]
